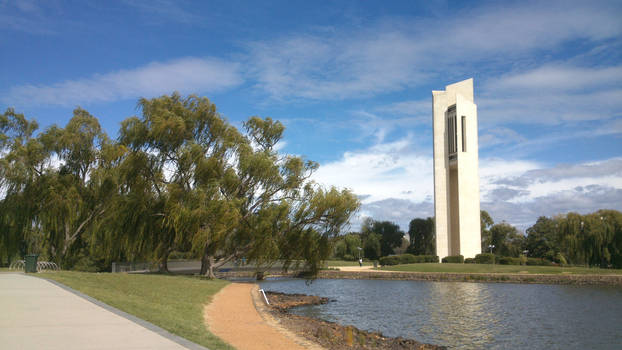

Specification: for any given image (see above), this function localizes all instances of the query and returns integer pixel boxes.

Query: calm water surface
[259,278,622,349]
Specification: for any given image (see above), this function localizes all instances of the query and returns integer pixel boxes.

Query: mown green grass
[40,271,233,350]
[325,260,373,267]
[380,263,622,275]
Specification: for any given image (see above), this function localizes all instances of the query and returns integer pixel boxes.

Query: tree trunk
[158,248,171,273]
[159,258,169,273]
[201,253,216,278]
[200,242,217,279]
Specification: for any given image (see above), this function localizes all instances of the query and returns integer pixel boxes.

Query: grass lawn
[40,271,233,350]
[380,263,622,275]
[325,260,373,267]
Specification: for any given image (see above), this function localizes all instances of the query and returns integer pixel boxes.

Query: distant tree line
[334,209,622,268]
[0,94,359,277]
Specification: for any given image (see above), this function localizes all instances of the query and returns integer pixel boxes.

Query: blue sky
[1,0,621,232]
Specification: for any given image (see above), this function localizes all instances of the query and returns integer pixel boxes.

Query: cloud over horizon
[315,134,622,231]
[2,57,243,107]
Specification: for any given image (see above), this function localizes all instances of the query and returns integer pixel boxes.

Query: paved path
[204,283,324,350]
[335,265,377,272]
[0,273,196,350]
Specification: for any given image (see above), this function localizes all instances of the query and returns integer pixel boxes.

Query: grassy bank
[40,271,233,350]
[380,263,622,275]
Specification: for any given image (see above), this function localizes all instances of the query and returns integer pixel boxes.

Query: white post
[258,289,270,305]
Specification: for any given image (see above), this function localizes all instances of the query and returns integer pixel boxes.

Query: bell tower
[432,78,481,259]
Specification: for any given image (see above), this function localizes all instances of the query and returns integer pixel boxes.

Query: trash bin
[25,254,39,273]
[373,261,378,268]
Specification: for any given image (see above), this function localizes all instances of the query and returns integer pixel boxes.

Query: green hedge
[379,256,401,266]
[526,257,554,266]
[474,253,495,264]
[498,257,522,265]
[398,254,418,264]
[441,255,464,263]
[464,258,475,264]
[379,254,439,266]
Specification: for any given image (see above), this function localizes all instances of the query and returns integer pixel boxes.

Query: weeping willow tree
[1,95,359,275]
[118,94,359,278]
[0,108,45,265]
[525,209,622,268]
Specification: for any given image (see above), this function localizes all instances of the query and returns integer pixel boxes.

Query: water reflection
[259,278,622,349]
[423,282,497,349]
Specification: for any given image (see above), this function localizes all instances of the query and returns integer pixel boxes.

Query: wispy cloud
[313,130,622,231]
[2,57,243,107]
[478,64,622,125]
[245,1,622,101]
[122,0,202,25]
[488,65,622,92]
[313,137,433,204]
[0,0,59,34]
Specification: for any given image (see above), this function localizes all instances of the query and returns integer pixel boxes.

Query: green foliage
[526,257,554,266]
[475,253,495,264]
[362,231,381,260]
[524,209,622,268]
[362,218,405,257]
[378,254,438,266]
[490,222,525,257]
[442,255,464,263]
[497,256,522,265]
[379,255,401,266]
[398,253,417,264]
[525,216,557,258]
[0,96,360,275]
[333,233,362,260]
[464,258,475,264]
[480,210,494,252]
[407,217,435,255]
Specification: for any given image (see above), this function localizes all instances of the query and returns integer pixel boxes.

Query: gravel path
[204,283,324,350]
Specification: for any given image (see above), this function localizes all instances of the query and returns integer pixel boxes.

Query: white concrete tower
[432,78,481,259]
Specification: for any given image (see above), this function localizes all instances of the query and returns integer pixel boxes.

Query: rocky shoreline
[264,291,445,350]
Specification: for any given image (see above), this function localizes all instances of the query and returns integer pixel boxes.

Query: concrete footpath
[0,273,204,350]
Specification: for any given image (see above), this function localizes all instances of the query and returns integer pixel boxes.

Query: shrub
[379,255,401,266]
[399,254,417,264]
[379,254,438,265]
[474,253,495,264]
[342,254,357,261]
[498,256,521,265]
[424,255,440,263]
[526,257,554,266]
[464,258,475,264]
[442,255,464,263]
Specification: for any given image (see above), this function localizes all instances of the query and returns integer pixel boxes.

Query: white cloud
[480,158,622,229]
[122,0,202,25]
[488,65,622,92]
[479,127,526,149]
[246,1,622,101]
[246,31,426,100]
[479,64,622,125]
[313,137,433,204]
[314,133,622,231]
[2,57,243,107]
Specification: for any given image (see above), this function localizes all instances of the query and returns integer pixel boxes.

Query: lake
[259,278,622,349]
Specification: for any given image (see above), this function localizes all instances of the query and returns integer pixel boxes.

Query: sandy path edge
[203,282,325,350]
